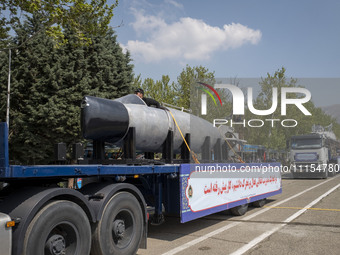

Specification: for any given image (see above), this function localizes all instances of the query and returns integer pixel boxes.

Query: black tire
[252,198,266,208]
[23,200,91,255]
[230,203,248,216]
[91,192,143,255]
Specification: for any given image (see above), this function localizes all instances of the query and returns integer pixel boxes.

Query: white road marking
[162,176,339,255]
[230,182,340,255]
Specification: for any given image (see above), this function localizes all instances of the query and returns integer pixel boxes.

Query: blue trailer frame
[1,121,282,221]
[0,122,282,255]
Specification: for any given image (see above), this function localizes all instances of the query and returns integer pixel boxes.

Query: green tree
[0,0,116,48]
[134,65,233,121]
[0,14,133,164]
[245,67,296,148]
[245,67,340,150]
[176,65,215,110]
[140,75,177,106]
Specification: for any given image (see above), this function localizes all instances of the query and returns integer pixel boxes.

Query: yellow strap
[168,110,200,164]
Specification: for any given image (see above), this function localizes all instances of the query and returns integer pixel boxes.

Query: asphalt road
[138,173,340,255]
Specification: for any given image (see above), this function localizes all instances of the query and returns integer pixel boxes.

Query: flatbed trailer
[0,119,282,255]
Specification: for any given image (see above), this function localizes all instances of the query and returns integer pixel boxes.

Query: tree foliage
[175,65,215,110]
[134,74,177,106]
[133,65,216,110]
[0,0,116,48]
[245,67,340,150]
[137,66,340,152]
[0,14,133,164]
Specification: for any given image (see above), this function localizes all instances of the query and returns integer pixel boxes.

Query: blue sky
[111,0,340,106]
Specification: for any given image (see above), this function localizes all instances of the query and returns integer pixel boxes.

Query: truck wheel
[91,192,143,255]
[23,200,91,255]
[252,198,266,207]
[230,203,248,216]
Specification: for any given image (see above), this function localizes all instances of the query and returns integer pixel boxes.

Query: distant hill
[322,104,340,124]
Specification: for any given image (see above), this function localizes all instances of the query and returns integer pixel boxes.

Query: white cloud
[164,0,184,10]
[122,11,262,63]
[130,9,167,35]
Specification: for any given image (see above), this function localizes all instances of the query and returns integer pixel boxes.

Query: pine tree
[0,15,133,164]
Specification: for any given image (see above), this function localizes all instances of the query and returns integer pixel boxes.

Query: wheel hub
[45,234,66,255]
[113,219,125,239]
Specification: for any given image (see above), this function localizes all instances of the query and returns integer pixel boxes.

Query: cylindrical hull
[81,95,226,153]
[81,96,129,143]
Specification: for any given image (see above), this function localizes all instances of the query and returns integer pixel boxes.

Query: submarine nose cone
[81,96,129,143]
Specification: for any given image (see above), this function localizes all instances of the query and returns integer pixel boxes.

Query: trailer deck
[0,164,180,179]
